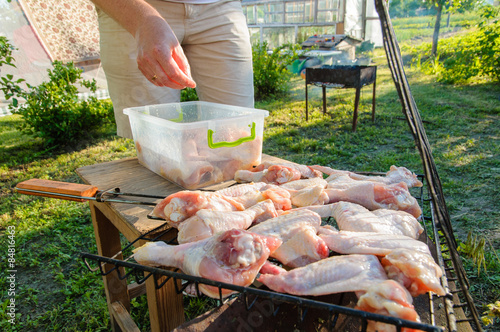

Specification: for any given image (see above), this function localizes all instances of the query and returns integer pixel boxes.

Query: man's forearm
[90,0,163,36]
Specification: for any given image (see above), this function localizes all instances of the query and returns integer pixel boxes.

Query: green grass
[391,12,483,42]
[1,32,500,331]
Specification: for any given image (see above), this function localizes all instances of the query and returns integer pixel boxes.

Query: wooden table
[76,155,284,332]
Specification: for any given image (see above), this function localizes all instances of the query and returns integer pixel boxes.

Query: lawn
[1,26,499,332]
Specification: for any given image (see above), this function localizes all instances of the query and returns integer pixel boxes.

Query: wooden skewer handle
[16,179,99,202]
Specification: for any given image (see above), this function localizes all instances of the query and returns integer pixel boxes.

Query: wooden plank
[110,301,141,332]
[16,178,98,202]
[128,282,147,300]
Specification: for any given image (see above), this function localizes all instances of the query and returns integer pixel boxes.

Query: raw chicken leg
[152,185,291,225]
[318,228,431,256]
[324,181,422,218]
[304,201,424,239]
[151,190,245,225]
[177,199,278,244]
[381,248,446,296]
[133,229,282,298]
[249,209,329,267]
[311,165,423,188]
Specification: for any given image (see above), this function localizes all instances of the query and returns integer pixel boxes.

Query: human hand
[135,16,196,89]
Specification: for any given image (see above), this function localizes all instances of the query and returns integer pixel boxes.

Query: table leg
[353,87,361,132]
[305,82,309,121]
[89,202,131,332]
[145,273,185,332]
[372,80,377,122]
[322,85,327,116]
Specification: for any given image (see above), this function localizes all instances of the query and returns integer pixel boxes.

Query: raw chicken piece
[270,225,329,267]
[258,255,421,332]
[371,209,424,238]
[356,280,422,332]
[152,185,292,225]
[234,165,302,184]
[177,200,278,244]
[305,201,424,239]
[133,229,282,298]
[254,161,323,179]
[318,228,431,256]
[324,181,422,218]
[258,254,388,295]
[288,185,330,207]
[151,191,245,225]
[249,209,328,267]
[311,165,423,188]
[216,182,268,197]
[279,177,328,191]
[381,248,446,297]
[277,178,329,207]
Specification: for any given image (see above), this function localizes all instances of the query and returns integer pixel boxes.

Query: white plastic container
[124,101,269,189]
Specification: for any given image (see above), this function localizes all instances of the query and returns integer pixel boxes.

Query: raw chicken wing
[356,280,422,332]
[257,254,387,295]
[234,165,302,184]
[133,229,282,298]
[318,228,431,256]
[311,165,423,188]
[324,181,422,218]
[249,209,329,267]
[305,201,423,239]
[258,255,421,332]
[254,161,323,179]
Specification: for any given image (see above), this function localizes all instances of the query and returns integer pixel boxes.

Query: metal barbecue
[305,64,377,131]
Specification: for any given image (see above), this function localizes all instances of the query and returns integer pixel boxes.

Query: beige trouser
[97,0,254,138]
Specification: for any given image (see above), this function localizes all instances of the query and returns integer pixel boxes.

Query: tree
[428,0,480,56]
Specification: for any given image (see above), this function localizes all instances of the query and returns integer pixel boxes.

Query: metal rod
[17,187,158,206]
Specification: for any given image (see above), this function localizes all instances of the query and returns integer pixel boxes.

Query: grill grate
[81,173,479,332]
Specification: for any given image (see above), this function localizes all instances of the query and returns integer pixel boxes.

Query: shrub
[409,6,499,83]
[252,41,302,101]
[181,87,198,102]
[5,60,114,146]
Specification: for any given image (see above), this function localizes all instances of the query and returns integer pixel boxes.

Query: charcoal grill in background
[305,65,377,131]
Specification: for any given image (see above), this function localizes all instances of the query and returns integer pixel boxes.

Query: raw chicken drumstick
[177,199,278,244]
[133,229,282,298]
[258,254,421,332]
[311,164,423,188]
[152,184,291,226]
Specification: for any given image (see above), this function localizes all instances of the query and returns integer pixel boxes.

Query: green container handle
[207,122,256,149]
[169,112,183,122]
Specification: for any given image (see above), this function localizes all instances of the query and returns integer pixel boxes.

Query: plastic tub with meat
[124,101,269,189]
